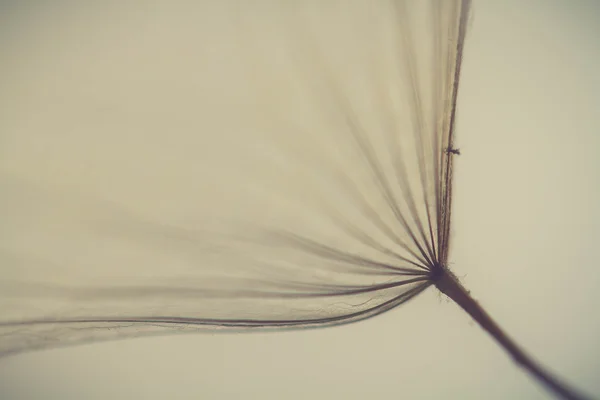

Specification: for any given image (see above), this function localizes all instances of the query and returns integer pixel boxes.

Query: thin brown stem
[434,266,592,400]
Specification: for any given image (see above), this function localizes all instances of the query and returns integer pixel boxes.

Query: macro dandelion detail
[0,1,595,399]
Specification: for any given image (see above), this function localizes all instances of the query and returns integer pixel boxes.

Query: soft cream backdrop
[1,1,599,399]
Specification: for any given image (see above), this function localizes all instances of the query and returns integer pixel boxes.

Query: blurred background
[1,1,599,399]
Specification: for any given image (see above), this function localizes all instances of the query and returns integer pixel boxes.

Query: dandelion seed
[0,1,593,399]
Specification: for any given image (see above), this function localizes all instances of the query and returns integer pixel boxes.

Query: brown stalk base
[433,265,592,400]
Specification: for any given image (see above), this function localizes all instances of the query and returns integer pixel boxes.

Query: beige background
[1,1,599,399]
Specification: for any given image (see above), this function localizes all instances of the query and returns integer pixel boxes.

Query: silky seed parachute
[0,1,592,399]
